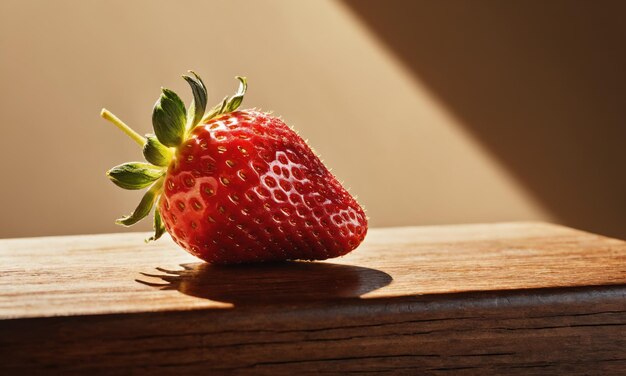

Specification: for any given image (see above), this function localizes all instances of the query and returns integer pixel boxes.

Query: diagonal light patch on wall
[294,0,551,227]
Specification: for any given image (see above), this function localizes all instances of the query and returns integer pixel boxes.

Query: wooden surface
[1,222,625,374]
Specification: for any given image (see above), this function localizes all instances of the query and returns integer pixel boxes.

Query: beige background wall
[0,0,622,239]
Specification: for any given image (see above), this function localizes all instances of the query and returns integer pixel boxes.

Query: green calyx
[115,179,164,227]
[100,71,248,242]
[201,76,247,124]
[152,88,187,147]
[183,71,207,129]
[107,162,164,190]
[143,135,173,167]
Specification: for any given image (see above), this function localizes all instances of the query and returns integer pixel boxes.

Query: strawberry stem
[101,108,146,147]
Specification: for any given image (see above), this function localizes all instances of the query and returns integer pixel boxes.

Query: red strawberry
[101,72,367,264]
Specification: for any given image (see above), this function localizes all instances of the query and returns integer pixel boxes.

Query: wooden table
[1,222,625,374]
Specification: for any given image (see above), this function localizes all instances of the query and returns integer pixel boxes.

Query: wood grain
[0,222,625,374]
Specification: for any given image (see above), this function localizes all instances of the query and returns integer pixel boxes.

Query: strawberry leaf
[183,71,207,129]
[152,88,186,147]
[116,179,163,226]
[200,77,248,123]
[202,95,229,123]
[107,162,164,190]
[224,76,247,113]
[146,205,165,242]
[143,135,173,167]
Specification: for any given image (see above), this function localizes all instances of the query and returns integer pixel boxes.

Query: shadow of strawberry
[136,261,392,306]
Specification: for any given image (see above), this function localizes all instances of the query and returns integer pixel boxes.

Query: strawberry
[101,71,367,264]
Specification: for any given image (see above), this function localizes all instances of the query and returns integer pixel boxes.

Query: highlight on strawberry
[101,71,367,264]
